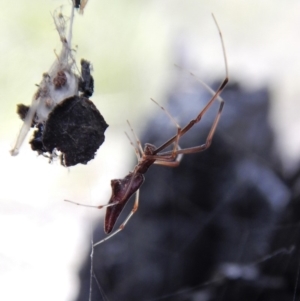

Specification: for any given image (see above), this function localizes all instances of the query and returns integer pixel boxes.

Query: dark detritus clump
[43,95,108,166]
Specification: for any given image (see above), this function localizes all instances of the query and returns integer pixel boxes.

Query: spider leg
[146,77,224,164]
[125,131,141,161]
[156,74,227,155]
[150,98,181,160]
[64,199,119,209]
[176,13,227,139]
[178,99,224,154]
[145,97,223,165]
[174,64,224,105]
[153,147,183,167]
[126,120,144,157]
[93,189,140,247]
[154,14,228,155]
[160,99,224,157]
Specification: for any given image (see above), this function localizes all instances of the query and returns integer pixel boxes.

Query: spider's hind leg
[172,99,224,156]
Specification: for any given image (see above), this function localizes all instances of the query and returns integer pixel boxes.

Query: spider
[65,14,228,245]
[10,5,108,166]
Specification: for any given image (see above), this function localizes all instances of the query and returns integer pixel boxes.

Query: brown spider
[65,14,228,246]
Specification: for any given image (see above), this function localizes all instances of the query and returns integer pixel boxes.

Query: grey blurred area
[73,72,300,300]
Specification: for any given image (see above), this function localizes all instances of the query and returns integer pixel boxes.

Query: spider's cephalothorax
[11,7,108,167]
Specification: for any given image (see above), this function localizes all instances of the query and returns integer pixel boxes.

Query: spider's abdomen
[105,173,145,234]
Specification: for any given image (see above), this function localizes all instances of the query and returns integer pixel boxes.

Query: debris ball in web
[41,95,108,167]
[11,8,108,167]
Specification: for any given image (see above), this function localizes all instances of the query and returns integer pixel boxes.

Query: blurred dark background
[73,74,300,300]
